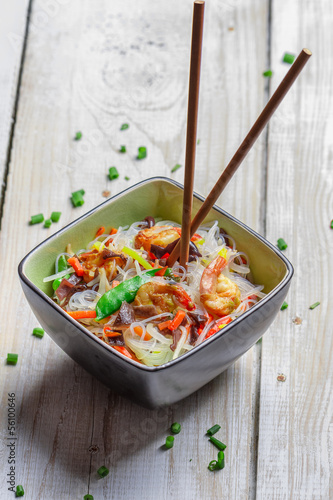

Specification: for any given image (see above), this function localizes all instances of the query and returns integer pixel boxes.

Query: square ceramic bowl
[18,177,293,409]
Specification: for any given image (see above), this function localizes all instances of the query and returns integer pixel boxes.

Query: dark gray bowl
[18,177,293,409]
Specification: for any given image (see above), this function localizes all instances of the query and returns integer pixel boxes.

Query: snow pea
[95,268,171,320]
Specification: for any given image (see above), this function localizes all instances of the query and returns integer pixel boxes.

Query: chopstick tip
[302,48,312,56]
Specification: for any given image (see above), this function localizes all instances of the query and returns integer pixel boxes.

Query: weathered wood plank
[0,0,268,498]
[257,1,333,498]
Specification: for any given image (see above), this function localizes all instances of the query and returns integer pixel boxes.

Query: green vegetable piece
[208,460,217,471]
[32,327,45,338]
[84,495,94,500]
[281,301,288,310]
[52,274,70,291]
[97,466,109,478]
[74,131,82,140]
[309,302,320,310]
[57,255,68,273]
[71,190,85,207]
[44,218,52,228]
[120,123,129,130]
[16,485,24,496]
[96,268,171,320]
[283,53,295,64]
[171,422,181,434]
[277,238,287,250]
[7,353,18,365]
[124,176,130,181]
[209,436,227,451]
[137,146,147,160]
[30,213,44,225]
[51,211,61,222]
[108,167,119,180]
[119,145,126,153]
[330,220,333,229]
[165,436,174,449]
[263,70,273,77]
[217,450,225,469]
[197,139,200,145]
[207,424,221,436]
[171,164,182,173]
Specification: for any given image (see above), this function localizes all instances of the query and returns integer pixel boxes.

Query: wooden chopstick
[168,48,312,266]
[179,1,205,268]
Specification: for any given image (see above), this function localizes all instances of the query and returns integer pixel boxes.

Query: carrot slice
[110,228,117,235]
[134,325,152,341]
[111,280,120,289]
[158,320,172,331]
[95,226,105,238]
[155,266,168,276]
[67,256,84,276]
[169,310,186,331]
[67,310,97,319]
[112,346,133,359]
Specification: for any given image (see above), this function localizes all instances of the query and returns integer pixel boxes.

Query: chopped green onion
[137,146,147,160]
[171,164,182,173]
[97,465,109,478]
[170,422,181,434]
[283,53,295,64]
[84,495,94,500]
[119,145,126,153]
[30,213,44,225]
[108,167,119,180]
[165,436,174,449]
[44,218,52,228]
[57,255,68,273]
[207,424,221,436]
[209,436,227,451]
[263,70,273,77]
[330,220,333,229]
[52,274,70,291]
[197,139,200,145]
[7,353,18,365]
[208,460,217,471]
[217,450,225,469]
[309,302,320,310]
[74,131,82,141]
[51,211,61,222]
[71,190,85,207]
[32,327,45,338]
[281,301,288,310]
[277,238,287,250]
[124,176,130,181]
[120,123,129,130]
[16,485,24,497]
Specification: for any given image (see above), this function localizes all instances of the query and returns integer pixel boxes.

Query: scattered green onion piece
[330,220,333,229]
[216,450,225,469]
[283,53,295,64]
[209,436,227,451]
[119,145,126,153]
[84,495,94,500]
[32,327,45,338]
[171,164,182,173]
[281,301,288,310]
[207,424,221,436]
[277,238,288,250]
[44,218,52,228]
[309,302,320,310]
[71,190,85,207]
[124,176,130,180]
[263,70,273,77]
[137,146,147,160]
[165,436,174,449]
[120,123,129,130]
[74,131,82,140]
[108,167,119,180]
[16,485,24,497]
[52,274,70,291]
[197,139,200,145]
[7,353,18,365]
[208,460,217,471]
[51,211,61,222]
[97,466,109,478]
[30,213,44,225]
[57,255,68,273]
[171,422,181,434]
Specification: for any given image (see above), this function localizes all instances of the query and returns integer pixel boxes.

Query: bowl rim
[18,176,293,372]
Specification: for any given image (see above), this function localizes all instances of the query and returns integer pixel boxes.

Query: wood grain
[257,0,333,498]
[0,0,268,499]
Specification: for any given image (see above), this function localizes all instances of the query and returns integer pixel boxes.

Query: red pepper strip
[205,317,232,340]
[67,310,97,319]
[173,286,196,310]
[148,251,157,260]
[161,252,170,260]
[95,226,105,238]
[169,310,186,331]
[67,256,85,276]
[158,320,172,331]
[155,266,168,276]
[112,346,133,359]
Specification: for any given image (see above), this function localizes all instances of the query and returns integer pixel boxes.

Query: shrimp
[200,256,241,317]
[134,226,180,252]
[134,282,195,313]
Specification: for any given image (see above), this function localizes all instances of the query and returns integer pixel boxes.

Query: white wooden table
[1,1,332,498]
